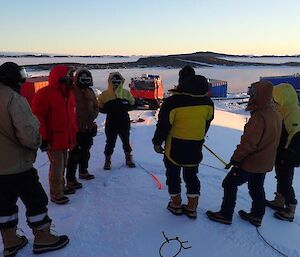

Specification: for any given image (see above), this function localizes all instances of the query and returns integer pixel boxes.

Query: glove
[40,140,50,152]
[225,159,238,170]
[90,122,98,137]
[154,144,165,154]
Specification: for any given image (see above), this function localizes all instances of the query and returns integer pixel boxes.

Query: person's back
[233,82,282,173]
[0,83,40,175]
[153,74,214,219]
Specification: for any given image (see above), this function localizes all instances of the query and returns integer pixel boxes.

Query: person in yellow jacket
[152,73,214,218]
[97,72,135,170]
[266,83,300,222]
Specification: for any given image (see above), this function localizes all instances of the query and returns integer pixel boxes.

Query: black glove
[90,122,98,137]
[278,148,299,166]
[225,159,238,170]
[40,140,50,152]
[154,144,165,154]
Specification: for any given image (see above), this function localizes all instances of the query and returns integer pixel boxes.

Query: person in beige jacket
[0,62,69,257]
[206,81,282,227]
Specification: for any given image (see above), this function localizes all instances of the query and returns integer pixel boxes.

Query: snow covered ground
[2,103,300,257]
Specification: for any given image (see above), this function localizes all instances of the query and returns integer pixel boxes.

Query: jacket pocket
[170,137,203,165]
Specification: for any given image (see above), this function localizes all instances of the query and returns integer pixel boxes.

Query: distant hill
[2,51,300,70]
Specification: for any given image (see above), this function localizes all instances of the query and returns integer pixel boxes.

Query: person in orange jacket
[32,65,78,204]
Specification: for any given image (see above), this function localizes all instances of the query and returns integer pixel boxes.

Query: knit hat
[178,65,195,85]
[178,75,209,96]
[0,62,27,91]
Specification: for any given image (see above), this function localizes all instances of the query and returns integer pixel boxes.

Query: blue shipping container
[260,74,300,90]
[208,79,227,97]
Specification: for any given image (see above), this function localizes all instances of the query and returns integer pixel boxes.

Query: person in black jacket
[97,72,135,170]
[153,73,214,218]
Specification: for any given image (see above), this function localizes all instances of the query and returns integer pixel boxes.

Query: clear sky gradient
[1,0,300,56]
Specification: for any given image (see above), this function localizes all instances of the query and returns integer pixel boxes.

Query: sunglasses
[79,77,92,84]
[112,80,122,85]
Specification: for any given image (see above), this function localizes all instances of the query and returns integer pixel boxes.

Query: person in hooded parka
[207,81,282,227]
[97,72,135,170]
[65,68,99,191]
[266,83,300,222]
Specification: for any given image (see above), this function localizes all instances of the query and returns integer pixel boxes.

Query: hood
[175,75,208,96]
[107,71,125,93]
[273,83,299,115]
[49,65,70,87]
[246,81,273,111]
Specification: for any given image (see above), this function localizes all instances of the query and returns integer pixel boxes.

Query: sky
[1,0,300,56]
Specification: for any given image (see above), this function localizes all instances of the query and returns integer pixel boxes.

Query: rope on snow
[159,231,191,257]
[256,227,289,257]
[135,161,163,190]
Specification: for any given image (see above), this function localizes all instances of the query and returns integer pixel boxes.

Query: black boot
[103,155,111,170]
[125,153,136,168]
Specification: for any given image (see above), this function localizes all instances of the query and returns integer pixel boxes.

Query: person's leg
[66,146,80,182]
[206,167,249,224]
[104,125,118,157]
[164,158,182,214]
[182,165,200,218]
[248,173,266,218]
[78,132,94,179]
[220,167,249,219]
[275,162,297,205]
[18,168,51,228]
[78,132,93,174]
[0,173,28,256]
[47,150,69,203]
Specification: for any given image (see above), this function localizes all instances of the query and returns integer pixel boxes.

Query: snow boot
[63,186,75,195]
[125,153,136,168]
[266,192,285,211]
[167,194,182,215]
[50,196,69,205]
[182,196,198,219]
[67,179,83,189]
[103,155,111,170]
[79,171,95,180]
[238,210,262,227]
[32,223,69,254]
[1,226,28,257]
[274,204,296,222]
[206,211,232,225]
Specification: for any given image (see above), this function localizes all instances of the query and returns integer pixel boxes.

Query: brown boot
[125,153,136,168]
[1,226,28,257]
[103,155,111,170]
[266,192,285,211]
[167,194,182,215]
[274,204,297,222]
[182,196,199,219]
[33,223,69,254]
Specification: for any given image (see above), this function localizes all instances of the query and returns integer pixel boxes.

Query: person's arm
[9,94,41,151]
[231,112,264,163]
[152,100,172,146]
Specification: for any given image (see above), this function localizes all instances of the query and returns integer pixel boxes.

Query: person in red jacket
[32,65,78,204]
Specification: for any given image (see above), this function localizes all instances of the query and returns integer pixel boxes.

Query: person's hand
[40,140,50,152]
[154,145,164,154]
[225,159,238,169]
